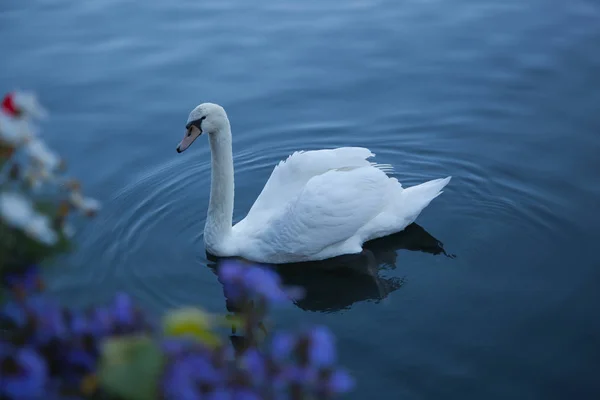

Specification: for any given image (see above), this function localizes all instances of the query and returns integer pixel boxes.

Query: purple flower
[1,301,27,327]
[206,387,233,400]
[231,388,262,400]
[162,361,202,400]
[161,338,192,357]
[241,348,266,383]
[161,352,224,398]
[113,292,134,325]
[271,331,296,361]
[187,354,223,384]
[324,369,355,395]
[243,267,289,303]
[218,262,247,303]
[163,377,202,400]
[3,265,41,292]
[222,281,244,303]
[218,261,245,282]
[70,312,90,334]
[0,348,48,399]
[279,365,318,386]
[89,307,112,337]
[36,306,67,343]
[218,261,301,305]
[308,326,336,367]
[66,348,96,371]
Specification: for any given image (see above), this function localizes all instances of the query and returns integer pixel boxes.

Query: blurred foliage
[99,336,164,400]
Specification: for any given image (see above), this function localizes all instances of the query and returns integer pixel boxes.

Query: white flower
[69,191,101,215]
[0,191,58,245]
[12,91,48,120]
[0,192,33,227]
[0,113,34,146]
[23,167,55,191]
[25,138,62,171]
[62,223,76,238]
[24,214,58,245]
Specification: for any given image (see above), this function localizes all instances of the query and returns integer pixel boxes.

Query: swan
[176,103,451,264]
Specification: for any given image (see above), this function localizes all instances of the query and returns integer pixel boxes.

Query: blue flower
[206,387,233,400]
[187,353,223,384]
[36,305,67,343]
[279,365,318,386]
[218,261,245,282]
[218,262,248,303]
[70,312,90,334]
[161,361,201,400]
[241,348,266,383]
[231,388,262,400]
[113,292,134,325]
[308,326,336,367]
[89,307,112,337]
[161,338,192,357]
[271,331,296,361]
[0,348,48,400]
[161,350,225,399]
[324,368,355,395]
[222,281,244,303]
[243,266,290,303]
[218,261,302,305]
[67,348,96,371]
[0,301,27,327]
[3,265,41,293]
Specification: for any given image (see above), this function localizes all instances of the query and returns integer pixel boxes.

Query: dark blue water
[2,0,600,398]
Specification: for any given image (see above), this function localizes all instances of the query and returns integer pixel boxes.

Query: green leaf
[99,335,164,400]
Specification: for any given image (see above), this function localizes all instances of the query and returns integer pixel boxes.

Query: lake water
[2,0,600,398]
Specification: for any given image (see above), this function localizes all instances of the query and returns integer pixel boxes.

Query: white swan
[176,103,451,264]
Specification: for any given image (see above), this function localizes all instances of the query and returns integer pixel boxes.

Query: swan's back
[247,147,382,216]
[232,147,450,263]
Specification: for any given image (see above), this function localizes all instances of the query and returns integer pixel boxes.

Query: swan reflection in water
[206,223,454,314]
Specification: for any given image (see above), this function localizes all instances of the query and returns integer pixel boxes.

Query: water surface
[2,0,600,398]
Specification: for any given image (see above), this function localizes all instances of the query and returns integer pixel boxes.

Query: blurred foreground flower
[0,91,355,400]
[1,267,153,398]
[1,90,100,270]
[0,191,57,245]
[0,260,354,400]
[219,261,304,305]
[1,91,48,120]
[0,91,46,149]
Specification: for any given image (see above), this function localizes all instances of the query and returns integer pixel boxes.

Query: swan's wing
[248,165,393,260]
[245,147,393,219]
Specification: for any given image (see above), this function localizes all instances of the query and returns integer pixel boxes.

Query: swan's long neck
[205,123,234,245]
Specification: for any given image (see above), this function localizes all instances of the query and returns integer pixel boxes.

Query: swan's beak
[176,126,202,153]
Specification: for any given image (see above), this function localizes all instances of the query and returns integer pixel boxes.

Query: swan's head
[176,103,228,153]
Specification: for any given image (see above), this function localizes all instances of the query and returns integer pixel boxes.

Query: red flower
[1,92,22,117]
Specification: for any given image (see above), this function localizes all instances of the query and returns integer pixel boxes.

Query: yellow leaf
[163,307,221,348]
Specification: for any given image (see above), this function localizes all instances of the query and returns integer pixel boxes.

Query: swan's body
[176,103,451,264]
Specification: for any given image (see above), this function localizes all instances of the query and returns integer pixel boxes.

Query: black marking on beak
[185,115,207,132]
[176,146,182,153]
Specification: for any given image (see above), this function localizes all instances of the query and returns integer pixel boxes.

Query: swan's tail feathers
[405,176,451,200]
[398,176,451,220]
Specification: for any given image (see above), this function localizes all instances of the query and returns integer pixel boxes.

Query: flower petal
[308,326,336,367]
